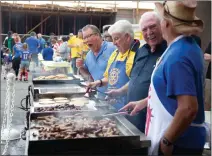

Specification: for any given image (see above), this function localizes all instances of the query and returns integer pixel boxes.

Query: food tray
[32,73,82,85]
[31,100,97,113]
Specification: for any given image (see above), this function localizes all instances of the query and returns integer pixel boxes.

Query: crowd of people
[1,0,211,155]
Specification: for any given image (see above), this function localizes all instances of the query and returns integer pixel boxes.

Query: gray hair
[139,11,161,30]
[82,25,101,36]
[108,20,134,39]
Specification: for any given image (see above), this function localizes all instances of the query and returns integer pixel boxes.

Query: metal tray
[31,100,97,113]
[32,73,82,85]
[27,111,149,155]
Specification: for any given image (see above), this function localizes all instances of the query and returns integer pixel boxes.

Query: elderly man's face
[112,33,131,52]
[140,15,162,48]
[82,28,99,52]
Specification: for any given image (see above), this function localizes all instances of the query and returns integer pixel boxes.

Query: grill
[27,111,150,155]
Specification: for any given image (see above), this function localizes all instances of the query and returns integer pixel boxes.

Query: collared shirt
[84,41,116,98]
[127,40,167,103]
[104,39,140,78]
[25,36,39,54]
[104,50,135,78]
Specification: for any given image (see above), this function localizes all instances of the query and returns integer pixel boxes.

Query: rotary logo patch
[109,68,120,85]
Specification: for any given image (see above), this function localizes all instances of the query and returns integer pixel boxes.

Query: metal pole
[25,13,28,34]
[136,1,139,23]
[57,14,60,36]
[21,15,51,39]
[0,1,2,46]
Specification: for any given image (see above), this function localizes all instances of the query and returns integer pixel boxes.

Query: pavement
[1,65,38,155]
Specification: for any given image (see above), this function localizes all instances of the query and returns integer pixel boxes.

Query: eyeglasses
[83,33,97,40]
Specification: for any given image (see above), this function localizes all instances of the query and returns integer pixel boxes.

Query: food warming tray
[27,111,150,155]
[32,73,82,85]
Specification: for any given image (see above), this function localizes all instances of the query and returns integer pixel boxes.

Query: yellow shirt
[78,38,89,60]
[104,49,136,78]
[68,36,81,58]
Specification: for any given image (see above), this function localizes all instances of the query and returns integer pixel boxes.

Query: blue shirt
[38,38,46,53]
[42,47,53,61]
[13,43,23,58]
[21,50,31,61]
[25,36,39,54]
[153,36,205,149]
[84,41,116,98]
[128,40,167,102]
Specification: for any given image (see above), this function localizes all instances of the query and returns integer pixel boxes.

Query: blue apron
[107,51,130,111]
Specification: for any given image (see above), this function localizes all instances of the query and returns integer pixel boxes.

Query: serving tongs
[102,111,130,117]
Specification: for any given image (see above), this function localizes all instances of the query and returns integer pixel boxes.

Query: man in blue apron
[87,20,140,111]
[105,12,167,133]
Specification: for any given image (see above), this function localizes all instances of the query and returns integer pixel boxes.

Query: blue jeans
[31,53,39,67]
[71,57,78,75]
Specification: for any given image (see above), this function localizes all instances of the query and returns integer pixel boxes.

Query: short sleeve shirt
[153,36,205,149]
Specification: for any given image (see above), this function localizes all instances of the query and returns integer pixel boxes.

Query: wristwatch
[162,137,173,146]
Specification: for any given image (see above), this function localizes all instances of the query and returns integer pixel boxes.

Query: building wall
[196,1,211,51]
[115,9,153,24]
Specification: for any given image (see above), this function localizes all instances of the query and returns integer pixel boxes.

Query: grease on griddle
[30,115,121,140]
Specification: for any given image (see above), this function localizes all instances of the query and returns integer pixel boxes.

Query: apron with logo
[146,35,207,155]
[108,51,131,111]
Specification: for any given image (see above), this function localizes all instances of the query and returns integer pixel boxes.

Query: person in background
[103,32,113,42]
[12,34,22,80]
[205,41,211,79]
[13,33,21,44]
[19,43,31,81]
[68,32,82,74]
[78,25,116,99]
[78,29,90,60]
[86,20,140,110]
[103,25,113,42]
[106,12,167,133]
[37,33,46,53]
[3,31,15,55]
[42,42,54,61]
[57,37,63,47]
[2,48,13,79]
[47,32,56,47]
[59,37,70,61]
[51,39,59,52]
[25,31,39,71]
[121,1,206,155]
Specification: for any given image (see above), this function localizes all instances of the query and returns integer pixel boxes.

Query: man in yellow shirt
[77,29,89,60]
[87,20,140,111]
[68,32,82,74]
